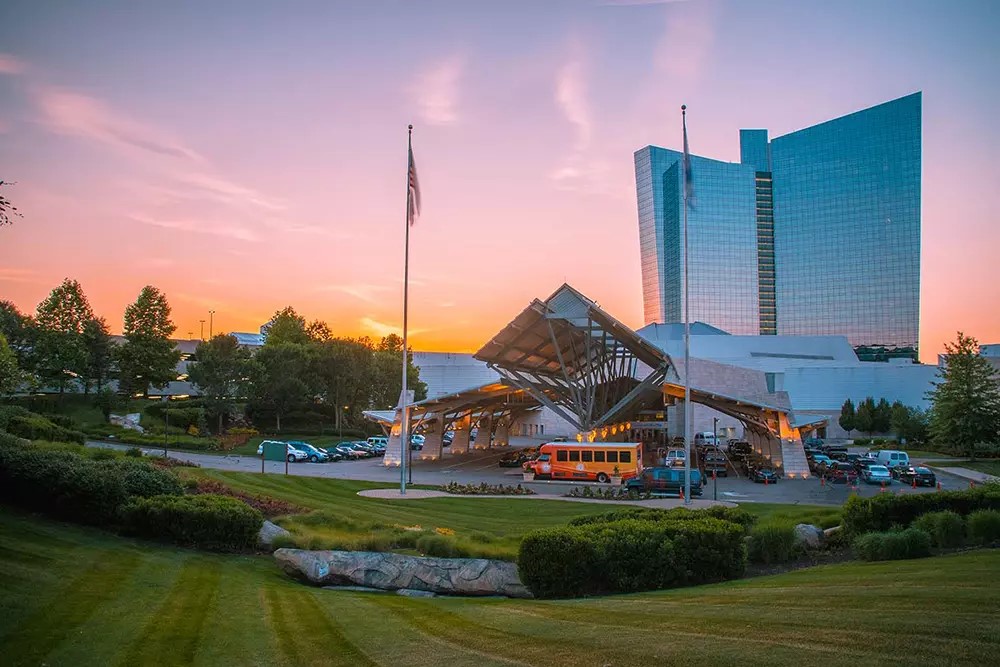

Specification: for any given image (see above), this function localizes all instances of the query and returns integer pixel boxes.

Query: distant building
[635,92,922,357]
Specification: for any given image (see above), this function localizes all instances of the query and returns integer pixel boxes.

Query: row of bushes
[87,426,221,451]
[189,478,306,518]
[0,406,86,444]
[842,485,1000,534]
[519,510,748,598]
[0,434,262,551]
[851,438,900,447]
[568,505,758,533]
[564,486,652,501]
[440,482,534,495]
[853,509,1000,562]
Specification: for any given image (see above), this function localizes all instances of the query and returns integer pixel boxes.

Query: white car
[256,440,308,462]
[665,449,686,467]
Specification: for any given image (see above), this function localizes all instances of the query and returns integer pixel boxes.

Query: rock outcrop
[275,549,532,598]
[794,523,825,549]
[258,520,292,550]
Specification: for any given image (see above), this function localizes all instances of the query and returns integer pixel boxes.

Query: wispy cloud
[0,53,26,75]
[129,213,261,243]
[411,56,464,126]
[177,172,284,211]
[653,0,718,80]
[318,283,392,304]
[33,86,204,161]
[555,57,591,152]
[0,267,41,284]
[359,316,428,339]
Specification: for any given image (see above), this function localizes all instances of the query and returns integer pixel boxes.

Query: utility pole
[713,416,719,501]
[199,320,205,340]
[209,311,215,338]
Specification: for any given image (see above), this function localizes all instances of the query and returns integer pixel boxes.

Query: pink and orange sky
[1,0,998,363]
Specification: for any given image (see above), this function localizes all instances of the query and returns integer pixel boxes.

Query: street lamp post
[164,409,169,458]
[713,416,719,502]
[208,311,215,338]
[199,320,205,340]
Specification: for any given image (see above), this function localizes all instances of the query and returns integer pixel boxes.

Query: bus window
[607,451,619,463]
[620,451,632,463]
[569,451,580,462]
[582,451,593,462]
[556,450,568,462]
[594,451,605,463]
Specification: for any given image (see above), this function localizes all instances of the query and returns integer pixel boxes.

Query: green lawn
[1,508,997,666]
[183,471,843,559]
[955,460,1000,477]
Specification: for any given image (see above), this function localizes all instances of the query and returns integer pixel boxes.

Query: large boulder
[258,520,292,550]
[794,523,824,550]
[275,549,532,598]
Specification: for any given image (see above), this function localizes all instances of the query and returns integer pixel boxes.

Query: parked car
[749,465,779,483]
[702,451,729,477]
[498,448,538,468]
[804,436,824,447]
[367,436,388,447]
[256,440,308,462]
[728,441,752,459]
[285,441,330,463]
[862,464,892,485]
[823,461,859,484]
[334,444,367,460]
[665,449,686,467]
[894,466,937,486]
[442,431,454,447]
[625,466,703,497]
[807,453,832,473]
[876,450,910,470]
[822,445,849,458]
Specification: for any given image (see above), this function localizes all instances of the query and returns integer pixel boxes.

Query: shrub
[518,516,745,598]
[842,485,1000,534]
[854,527,932,561]
[5,413,85,444]
[105,459,184,498]
[415,534,467,558]
[192,479,305,518]
[912,511,965,548]
[747,521,800,564]
[966,510,1000,546]
[125,447,143,457]
[120,494,263,551]
[568,506,757,534]
[853,437,871,447]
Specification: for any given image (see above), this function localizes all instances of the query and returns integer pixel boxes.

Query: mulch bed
[191,479,307,518]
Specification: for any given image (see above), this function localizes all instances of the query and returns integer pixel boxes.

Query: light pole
[164,409,169,458]
[713,416,719,501]
[199,320,205,340]
[208,311,215,338]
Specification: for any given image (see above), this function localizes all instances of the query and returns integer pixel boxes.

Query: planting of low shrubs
[192,479,305,518]
[567,506,757,534]
[120,494,263,551]
[966,509,1000,546]
[4,413,85,444]
[518,516,746,598]
[853,527,932,561]
[912,511,965,548]
[441,481,534,495]
[415,533,467,558]
[842,485,1000,534]
[564,486,651,501]
[747,520,800,564]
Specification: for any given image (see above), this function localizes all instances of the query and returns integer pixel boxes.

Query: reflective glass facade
[635,93,921,352]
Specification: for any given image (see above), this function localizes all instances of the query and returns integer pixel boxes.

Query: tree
[34,278,94,398]
[263,307,310,346]
[306,319,333,342]
[927,332,1000,460]
[81,317,113,396]
[189,334,252,433]
[0,332,22,396]
[370,334,427,409]
[248,342,313,431]
[839,398,856,436]
[873,398,893,434]
[0,300,37,376]
[855,397,877,435]
[0,180,22,227]
[891,401,929,445]
[116,286,181,398]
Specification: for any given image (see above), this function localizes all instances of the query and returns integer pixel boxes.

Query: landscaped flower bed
[440,482,535,495]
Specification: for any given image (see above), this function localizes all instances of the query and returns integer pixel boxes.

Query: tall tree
[370,334,427,409]
[249,342,313,431]
[928,332,1000,460]
[0,300,37,375]
[0,332,21,396]
[34,278,94,398]
[81,317,113,396]
[854,397,877,435]
[873,398,893,433]
[116,286,181,398]
[263,307,310,346]
[189,334,252,433]
[838,398,856,437]
[0,180,21,227]
[891,401,928,445]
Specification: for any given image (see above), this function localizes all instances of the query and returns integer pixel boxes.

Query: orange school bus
[528,442,643,483]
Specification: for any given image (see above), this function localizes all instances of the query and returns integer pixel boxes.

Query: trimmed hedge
[567,506,757,534]
[912,511,965,549]
[4,413,86,444]
[747,520,800,564]
[842,485,1000,534]
[0,439,182,525]
[854,528,932,561]
[120,494,263,551]
[518,516,746,598]
[967,510,1000,546]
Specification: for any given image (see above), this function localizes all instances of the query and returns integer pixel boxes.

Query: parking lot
[89,438,978,506]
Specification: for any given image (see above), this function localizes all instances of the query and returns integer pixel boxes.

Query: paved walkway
[931,466,999,484]
[358,488,735,508]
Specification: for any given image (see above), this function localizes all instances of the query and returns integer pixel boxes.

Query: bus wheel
[597,473,610,484]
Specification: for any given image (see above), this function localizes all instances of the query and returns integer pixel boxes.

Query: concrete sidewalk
[930,466,999,484]
[359,488,734,508]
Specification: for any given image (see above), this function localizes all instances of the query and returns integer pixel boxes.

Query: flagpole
[400,124,413,495]
[682,104,692,506]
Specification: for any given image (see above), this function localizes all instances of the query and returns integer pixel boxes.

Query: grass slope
[1,508,998,666]
[955,460,1000,477]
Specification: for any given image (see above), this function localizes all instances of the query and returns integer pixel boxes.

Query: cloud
[0,53,26,75]
[176,172,284,212]
[653,0,718,80]
[33,86,204,161]
[359,316,428,339]
[129,213,261,243]
[555,57,591,152]
[0,267,41,284]
[411,56,464,126]
[318,283,392,304]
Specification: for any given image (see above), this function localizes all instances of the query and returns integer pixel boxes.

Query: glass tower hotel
[635,93,921,357]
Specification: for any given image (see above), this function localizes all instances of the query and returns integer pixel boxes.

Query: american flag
[682,106,693,202]
[407,146,421,226]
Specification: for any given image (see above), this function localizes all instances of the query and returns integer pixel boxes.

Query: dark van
[625,466,703,497]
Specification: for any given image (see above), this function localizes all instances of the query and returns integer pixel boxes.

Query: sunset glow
[1,1,998,361]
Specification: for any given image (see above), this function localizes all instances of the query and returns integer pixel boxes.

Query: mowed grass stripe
[2,550,143,666]
[118,557,222,667]
[263,585,377,666]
